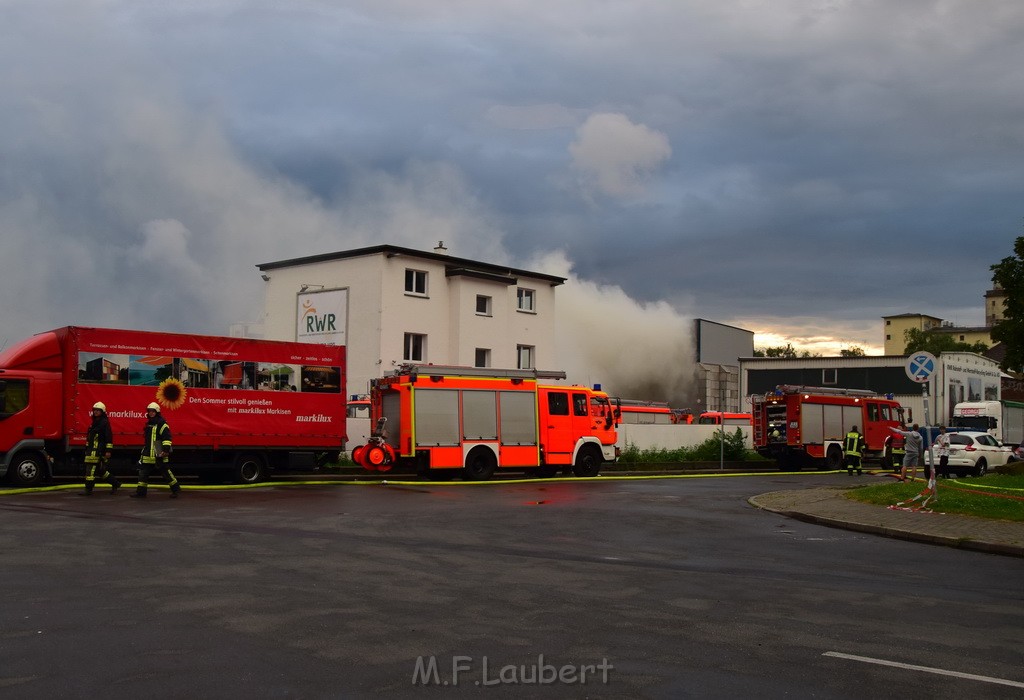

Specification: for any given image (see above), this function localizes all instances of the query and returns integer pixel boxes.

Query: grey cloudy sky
[2,0,1021,360]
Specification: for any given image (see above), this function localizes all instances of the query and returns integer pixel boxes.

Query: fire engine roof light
[593,383,602,391]
[886,393,894,400]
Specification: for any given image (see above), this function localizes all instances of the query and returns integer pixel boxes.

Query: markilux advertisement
[65,328,345,447]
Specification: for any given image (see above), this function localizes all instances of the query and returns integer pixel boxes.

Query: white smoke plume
[526,250,698,408]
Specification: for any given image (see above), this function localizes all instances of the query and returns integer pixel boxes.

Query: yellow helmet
[146,402,160,412]
[92,402,106,412]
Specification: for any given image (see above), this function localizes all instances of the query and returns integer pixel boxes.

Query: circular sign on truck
[905,351,937,383]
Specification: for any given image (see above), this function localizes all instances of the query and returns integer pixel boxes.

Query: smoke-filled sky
[2,0,1021,363]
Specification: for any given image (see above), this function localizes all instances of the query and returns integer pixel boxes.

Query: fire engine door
[540,390,590,463]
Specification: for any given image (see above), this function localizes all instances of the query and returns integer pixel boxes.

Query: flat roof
[257,244,566,286]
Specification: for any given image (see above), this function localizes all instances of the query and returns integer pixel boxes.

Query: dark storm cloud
[1,0,1021,359]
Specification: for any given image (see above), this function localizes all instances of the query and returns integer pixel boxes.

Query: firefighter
[889,431,906,473]
[131,402,180,498]
[82,402,121,495]
[844,425,865,476]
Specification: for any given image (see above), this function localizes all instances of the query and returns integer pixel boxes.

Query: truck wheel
[572,445,602,477]
[462,447,497,481]
[824,446,844,471]
[233,453,268,484]
[10,453,46,486]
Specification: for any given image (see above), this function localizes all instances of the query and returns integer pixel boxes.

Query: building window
[474,348,491,368]
[517,344,534,370]
[886,334,891,341]
[823,368,837,385]
[405,269,427,296]
[959,335,965,341]
[517,288,535,312]
[476,295,492,316]
[404,333,426,362]
[885,320,890,326]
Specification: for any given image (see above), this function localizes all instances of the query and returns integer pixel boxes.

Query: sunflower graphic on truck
[155,377,187,411]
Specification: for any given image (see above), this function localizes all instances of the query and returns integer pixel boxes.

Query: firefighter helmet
[92,402,106,412]
[146,402,160,412]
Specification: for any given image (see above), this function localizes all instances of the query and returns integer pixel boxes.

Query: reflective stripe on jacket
[141,417,172,464]
[844,432,863,457]
[85,416,113,464]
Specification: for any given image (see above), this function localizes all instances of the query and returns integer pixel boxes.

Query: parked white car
[934,431,1012,477]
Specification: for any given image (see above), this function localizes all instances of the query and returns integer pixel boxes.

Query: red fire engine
[751,385,904,470]
[354,365,619,480]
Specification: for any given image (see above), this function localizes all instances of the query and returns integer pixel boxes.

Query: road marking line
[823,652,1024,689]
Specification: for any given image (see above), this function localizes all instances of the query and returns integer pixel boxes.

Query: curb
[748,491,1024,559]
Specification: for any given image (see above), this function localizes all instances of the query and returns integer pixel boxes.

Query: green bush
[618,428,749,463]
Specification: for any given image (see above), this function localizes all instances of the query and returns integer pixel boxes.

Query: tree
[902,327,988,356]
[840,346,866,357]
[991,235,1024,372]
[764,343,799,358]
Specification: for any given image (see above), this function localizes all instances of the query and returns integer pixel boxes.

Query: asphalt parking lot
[2,473,1022,699]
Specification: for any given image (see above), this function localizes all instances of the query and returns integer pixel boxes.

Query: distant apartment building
[882,280,1006,355]
[256,243,564,399]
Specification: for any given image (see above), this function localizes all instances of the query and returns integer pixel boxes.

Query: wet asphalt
[2,472,1022,699]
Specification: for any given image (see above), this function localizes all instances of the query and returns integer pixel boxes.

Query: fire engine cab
[354,365,619,480]
[751,385,904,470]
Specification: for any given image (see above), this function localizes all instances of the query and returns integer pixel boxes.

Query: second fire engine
[752,385,904,470]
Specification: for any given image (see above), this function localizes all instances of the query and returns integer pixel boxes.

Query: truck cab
[0,331,65,484]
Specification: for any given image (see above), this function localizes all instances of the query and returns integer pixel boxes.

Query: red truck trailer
[0,326,346,485]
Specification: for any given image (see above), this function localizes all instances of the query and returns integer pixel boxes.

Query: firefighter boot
[81,482,94,496]
[130,485,147,499]
[170,483,180,498]
[109,478,121,495]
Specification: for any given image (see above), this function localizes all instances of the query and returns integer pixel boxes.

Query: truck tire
[233,453,268,484]
[824,445,844,471]
[462,447,497,481]
[571,445,602,477]
[10,452,46,486]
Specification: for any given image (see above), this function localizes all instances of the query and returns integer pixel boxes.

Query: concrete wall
[617,423,752,451]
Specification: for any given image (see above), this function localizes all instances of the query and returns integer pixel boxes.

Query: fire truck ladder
[389,364,568,381]
[772,385,879,398]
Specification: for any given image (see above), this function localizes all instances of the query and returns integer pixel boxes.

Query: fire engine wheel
[572,445,602,478]
[824,445,844,471]
[462,447,497,481]
[233,453,268,484]
[10,452,46,486]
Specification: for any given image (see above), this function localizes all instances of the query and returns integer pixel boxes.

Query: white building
[256,244,565,399]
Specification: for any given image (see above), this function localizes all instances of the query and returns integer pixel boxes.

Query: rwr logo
[304,313,337,333]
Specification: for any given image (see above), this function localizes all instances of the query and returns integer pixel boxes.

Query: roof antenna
[433,240,448,255]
